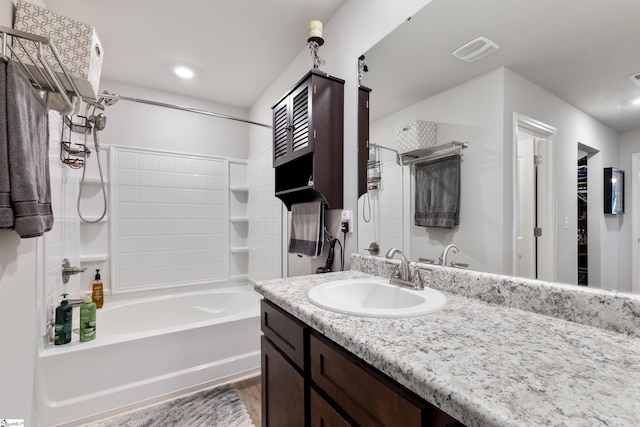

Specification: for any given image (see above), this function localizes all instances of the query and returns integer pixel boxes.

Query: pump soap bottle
[54,293,72,345]
[92,269,104,308]
[80,291,96,342]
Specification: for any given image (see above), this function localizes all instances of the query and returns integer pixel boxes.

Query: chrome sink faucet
[439,244,459,266]
[385,248,423,289]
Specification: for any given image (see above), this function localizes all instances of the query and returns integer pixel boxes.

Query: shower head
[89,112,107,131]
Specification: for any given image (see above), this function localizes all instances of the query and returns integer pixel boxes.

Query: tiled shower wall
[39,116,284,338]
[248,148,282,281]
[40,112,82,337]
[358,152,405,258]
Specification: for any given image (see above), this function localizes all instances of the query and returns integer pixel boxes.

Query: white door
[514,114,556,281]
[633,153,640,293]
[516,137,536,278]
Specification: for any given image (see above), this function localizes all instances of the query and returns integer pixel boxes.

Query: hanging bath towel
[0,60,53,238]
[414,155,460,228]
[288,201,324,257]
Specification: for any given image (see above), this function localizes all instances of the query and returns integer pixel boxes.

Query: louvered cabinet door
[272,97,290,168]
[288,80,313,161]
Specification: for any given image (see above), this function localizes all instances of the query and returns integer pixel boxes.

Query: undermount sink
[307,278,447,318]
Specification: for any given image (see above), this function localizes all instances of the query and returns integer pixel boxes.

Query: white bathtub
[35,284,262,426]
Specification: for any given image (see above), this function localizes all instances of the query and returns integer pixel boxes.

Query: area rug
[90,384,255,427]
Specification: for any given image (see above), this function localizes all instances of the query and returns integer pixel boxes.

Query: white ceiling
[363,0,640,133]
[44,0,345,109]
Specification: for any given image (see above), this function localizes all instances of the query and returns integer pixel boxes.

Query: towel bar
[0,26,81,111]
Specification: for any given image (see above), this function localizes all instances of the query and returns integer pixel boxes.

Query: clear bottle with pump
[79,291,96,342]
[92,269,104,308]
[54,293,72,345]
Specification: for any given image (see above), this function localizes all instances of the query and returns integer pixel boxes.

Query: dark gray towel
[288,201,324,257]
[414,155,460,228]
[1,60,53,238]
[0,59,12,228]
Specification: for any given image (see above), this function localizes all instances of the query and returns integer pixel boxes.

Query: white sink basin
[307,278,447,318]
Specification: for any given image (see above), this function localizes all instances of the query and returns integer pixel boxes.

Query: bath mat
[89,384,255,427]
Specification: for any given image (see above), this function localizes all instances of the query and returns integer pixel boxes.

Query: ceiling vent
[628,73,640,87]
[452,37,499,62]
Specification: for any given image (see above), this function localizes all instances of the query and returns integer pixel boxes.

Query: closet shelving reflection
[0,26,82,111]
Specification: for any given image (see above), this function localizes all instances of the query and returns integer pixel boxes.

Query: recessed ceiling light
[174,66,194,79]
[632,97,640,105]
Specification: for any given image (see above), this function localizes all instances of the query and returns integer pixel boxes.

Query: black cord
[341,231,348,271]
[333,236,344,271]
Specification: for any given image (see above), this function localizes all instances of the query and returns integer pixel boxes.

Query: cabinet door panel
[310,388,352,427]
[262,336,305,427]
[290,81,312,159]
[273,98,290,167]
[261,299,307,370]
[310,334,423,427]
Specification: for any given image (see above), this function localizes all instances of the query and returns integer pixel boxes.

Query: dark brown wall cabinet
[261,299,465,427]
[272,70,345,210]
[357,85,371,198]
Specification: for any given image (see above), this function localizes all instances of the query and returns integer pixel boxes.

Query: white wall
[0,1,47,423]
[503,68,620,288]
[618,129,640,292]
[369,69,505,273]
[97,79,250,160]
[248,0,432,274]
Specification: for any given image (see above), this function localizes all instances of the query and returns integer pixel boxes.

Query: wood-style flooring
[233,375,262,426]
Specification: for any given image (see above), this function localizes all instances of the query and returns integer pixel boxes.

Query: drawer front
[261,336,305,427]
[261,299,307,370]
[310,333,424,427]
[310,388,352,427]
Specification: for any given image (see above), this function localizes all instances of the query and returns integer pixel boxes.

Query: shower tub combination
[35,284,262,426]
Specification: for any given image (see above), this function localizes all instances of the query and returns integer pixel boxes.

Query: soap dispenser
[54,293,72,345]
[92,269,104,308]
[79,291,96,342]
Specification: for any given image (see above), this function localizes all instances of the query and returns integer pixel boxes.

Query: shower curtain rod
[98,93,272,129]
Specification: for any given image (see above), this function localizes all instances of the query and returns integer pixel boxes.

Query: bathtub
[35,284,262,426]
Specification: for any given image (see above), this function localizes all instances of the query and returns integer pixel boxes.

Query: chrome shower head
[89,112,107,131]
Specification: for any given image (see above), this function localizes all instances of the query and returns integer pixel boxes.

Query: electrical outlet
[340,209,353,234]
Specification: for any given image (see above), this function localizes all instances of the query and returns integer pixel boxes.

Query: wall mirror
[357,0,640,293]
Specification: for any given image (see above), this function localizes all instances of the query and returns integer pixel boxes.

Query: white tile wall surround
[358,161,404,256]
[110,146,229,293]
[248,149,282,282]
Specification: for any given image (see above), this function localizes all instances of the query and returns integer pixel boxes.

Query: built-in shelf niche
[229,160,249,280]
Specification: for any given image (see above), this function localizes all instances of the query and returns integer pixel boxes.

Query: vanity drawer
[261,299,308,370]
[310,387,351,427]
[310,333,424,427]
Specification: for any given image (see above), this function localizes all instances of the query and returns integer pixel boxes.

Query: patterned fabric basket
[13,0,103,99]
[395,120,437,154]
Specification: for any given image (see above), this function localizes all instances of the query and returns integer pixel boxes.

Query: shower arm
[97,93,272,129]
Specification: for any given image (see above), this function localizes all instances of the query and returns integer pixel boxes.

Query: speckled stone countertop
[254,254,640,427]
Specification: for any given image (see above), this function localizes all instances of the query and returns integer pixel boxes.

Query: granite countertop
[255,269,640,427]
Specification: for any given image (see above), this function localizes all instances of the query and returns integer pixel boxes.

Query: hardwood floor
[233,375,262,426]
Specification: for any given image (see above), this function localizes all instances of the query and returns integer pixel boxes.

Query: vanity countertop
[255,269,640,427]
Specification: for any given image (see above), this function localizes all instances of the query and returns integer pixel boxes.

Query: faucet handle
[413,266,434,289]
[450,262,469,268]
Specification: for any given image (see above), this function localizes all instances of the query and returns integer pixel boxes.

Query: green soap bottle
[79,291,97,342]
[54,293,72,345]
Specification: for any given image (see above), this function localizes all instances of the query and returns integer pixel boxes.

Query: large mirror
[357,0,640,294]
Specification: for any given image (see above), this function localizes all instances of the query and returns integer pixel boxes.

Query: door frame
[632,152,640,293]
[513,113,557,281]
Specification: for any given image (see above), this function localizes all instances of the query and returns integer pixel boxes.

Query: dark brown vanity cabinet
[261,299,465,427]
[272,70,345,210]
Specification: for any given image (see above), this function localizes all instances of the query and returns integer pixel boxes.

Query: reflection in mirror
[357,0,640,293]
